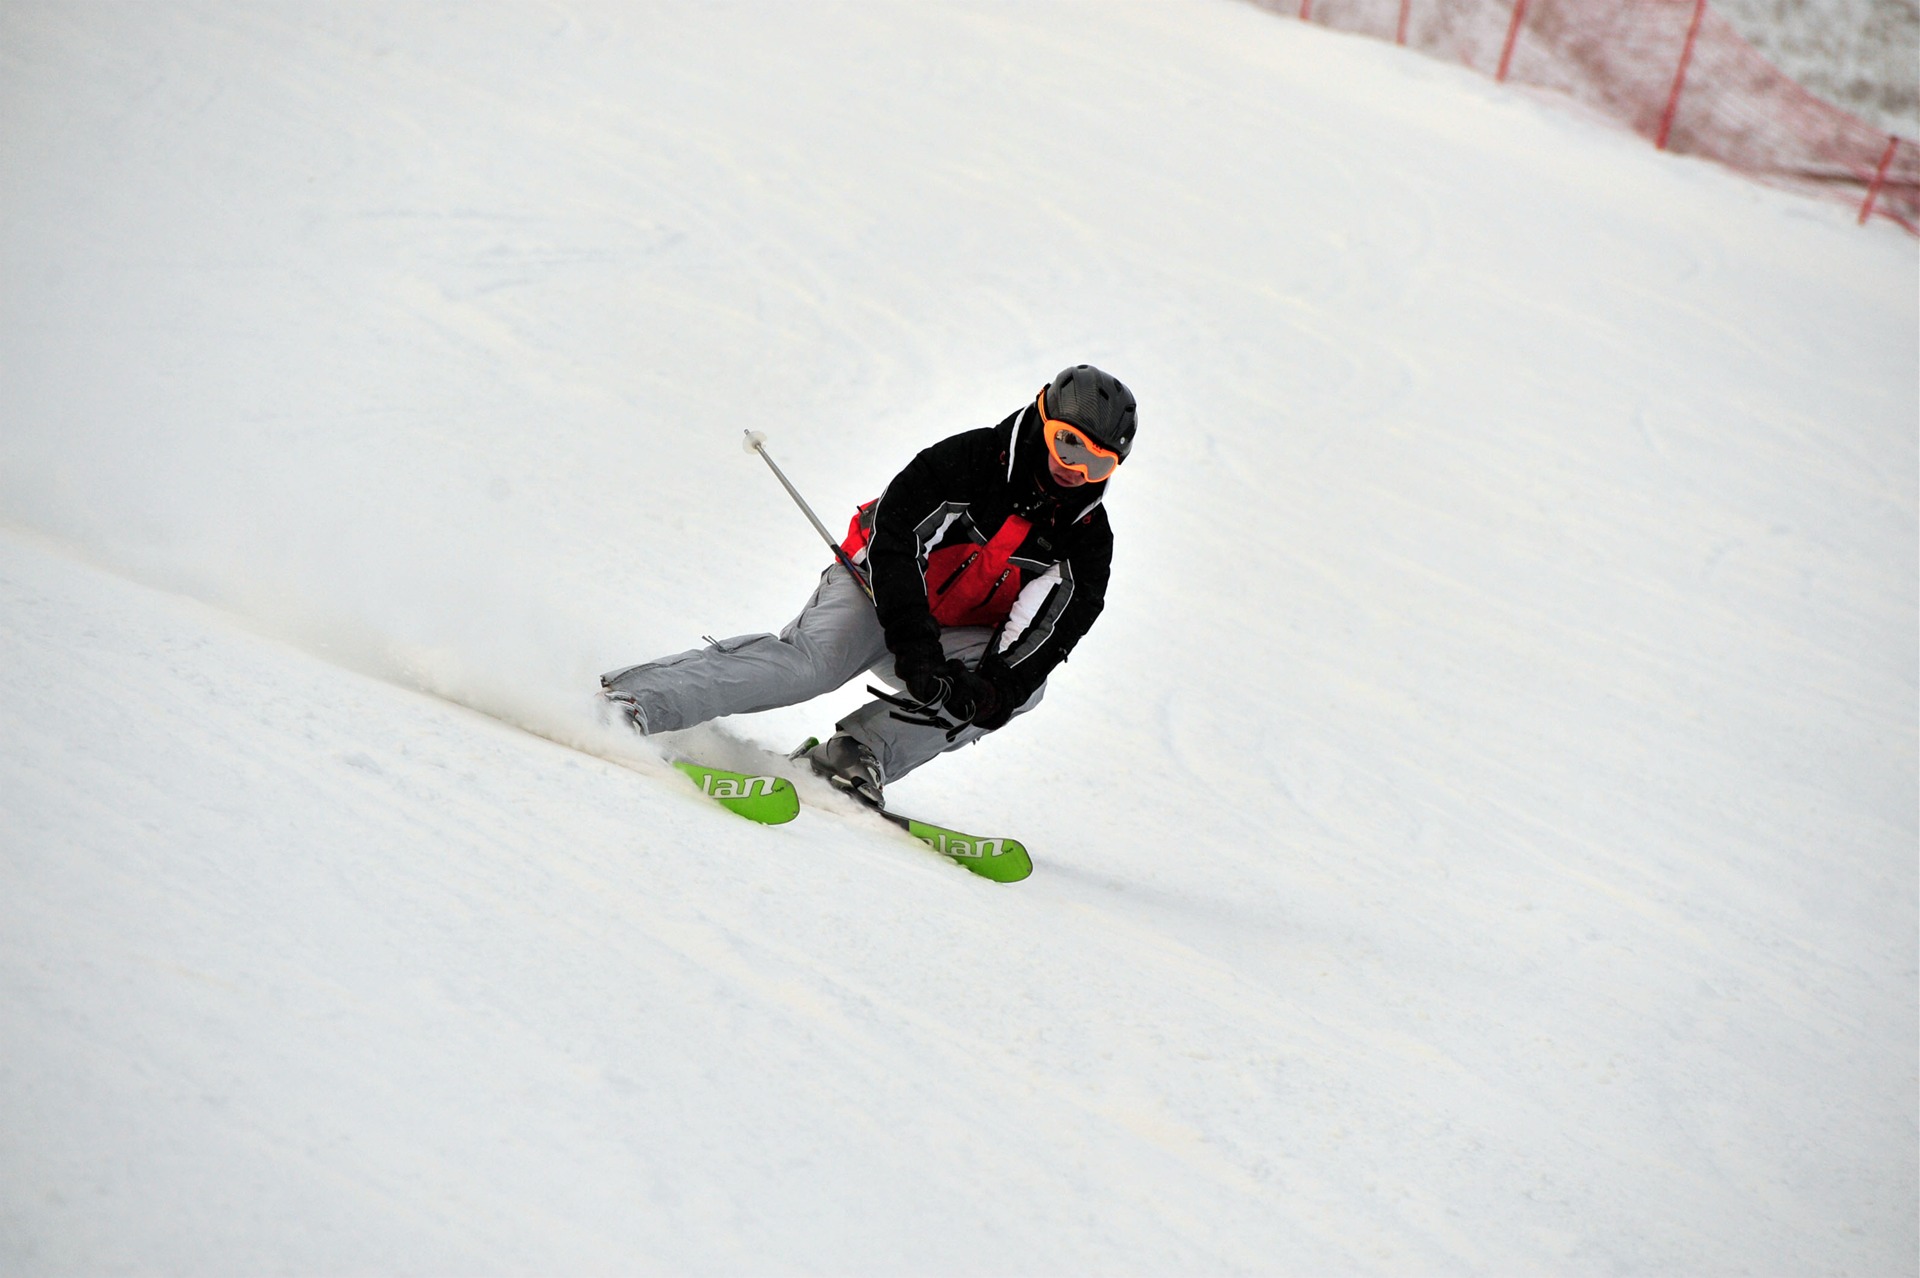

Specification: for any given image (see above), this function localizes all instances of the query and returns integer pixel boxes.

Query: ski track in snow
[0,0,1915,1273]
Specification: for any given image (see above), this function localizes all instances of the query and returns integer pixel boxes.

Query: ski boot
[801,734,884,808]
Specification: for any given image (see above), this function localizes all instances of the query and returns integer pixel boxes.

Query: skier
[600,364,1135,806]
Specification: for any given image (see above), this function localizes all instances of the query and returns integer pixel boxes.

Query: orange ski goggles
[1038,391,1123,482]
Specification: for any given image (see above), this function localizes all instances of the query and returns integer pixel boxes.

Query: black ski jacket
[845,400,1114,711]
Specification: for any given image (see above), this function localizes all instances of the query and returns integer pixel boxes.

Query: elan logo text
[700,773,781,800]
[924,832,1004,859]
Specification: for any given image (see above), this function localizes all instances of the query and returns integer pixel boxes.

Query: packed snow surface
[1,1,1915,1273]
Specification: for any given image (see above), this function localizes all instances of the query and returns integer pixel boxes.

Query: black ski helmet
[1044,365,1137,461]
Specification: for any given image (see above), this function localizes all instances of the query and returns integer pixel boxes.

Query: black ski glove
[941,661,1009,731]
[893,645,951,708]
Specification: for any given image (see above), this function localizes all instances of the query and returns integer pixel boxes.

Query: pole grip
[744,431,874,599]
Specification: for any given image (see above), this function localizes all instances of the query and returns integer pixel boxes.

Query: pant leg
[601,565,887,733]
[836,625,1047,785]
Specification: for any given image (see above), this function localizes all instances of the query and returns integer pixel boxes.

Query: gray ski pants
[600,565,1044,784]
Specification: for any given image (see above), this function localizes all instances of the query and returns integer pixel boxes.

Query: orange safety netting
[1245,0,1919,233]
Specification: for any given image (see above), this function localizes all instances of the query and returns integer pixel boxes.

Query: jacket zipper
[934,551,980,596]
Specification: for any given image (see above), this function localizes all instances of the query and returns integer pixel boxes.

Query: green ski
[883,810,1033,883]
[673,761,799,825]
[789,738,1031,881]
[670,744,1030,881]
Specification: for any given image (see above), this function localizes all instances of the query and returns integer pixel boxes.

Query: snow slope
[2,1,1915,1273]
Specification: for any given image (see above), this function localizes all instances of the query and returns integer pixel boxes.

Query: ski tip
[966,841,1033,883]
[899,818,1032,882]
[673,761,799,825]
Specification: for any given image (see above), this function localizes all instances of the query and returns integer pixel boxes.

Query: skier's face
[1045,452,1091,487]
[1037,391,1121,484]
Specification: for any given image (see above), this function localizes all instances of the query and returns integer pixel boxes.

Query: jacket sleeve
[863,426,1004,662]
[981,508,1111,708]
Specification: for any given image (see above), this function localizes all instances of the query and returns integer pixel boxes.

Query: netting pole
[1496,0,1531,81]
[1656,0,1708,150]
[1858,136,1899,225]
[1396,0,1410,45]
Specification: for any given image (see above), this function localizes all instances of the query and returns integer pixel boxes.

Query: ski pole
[743,430,873,599]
